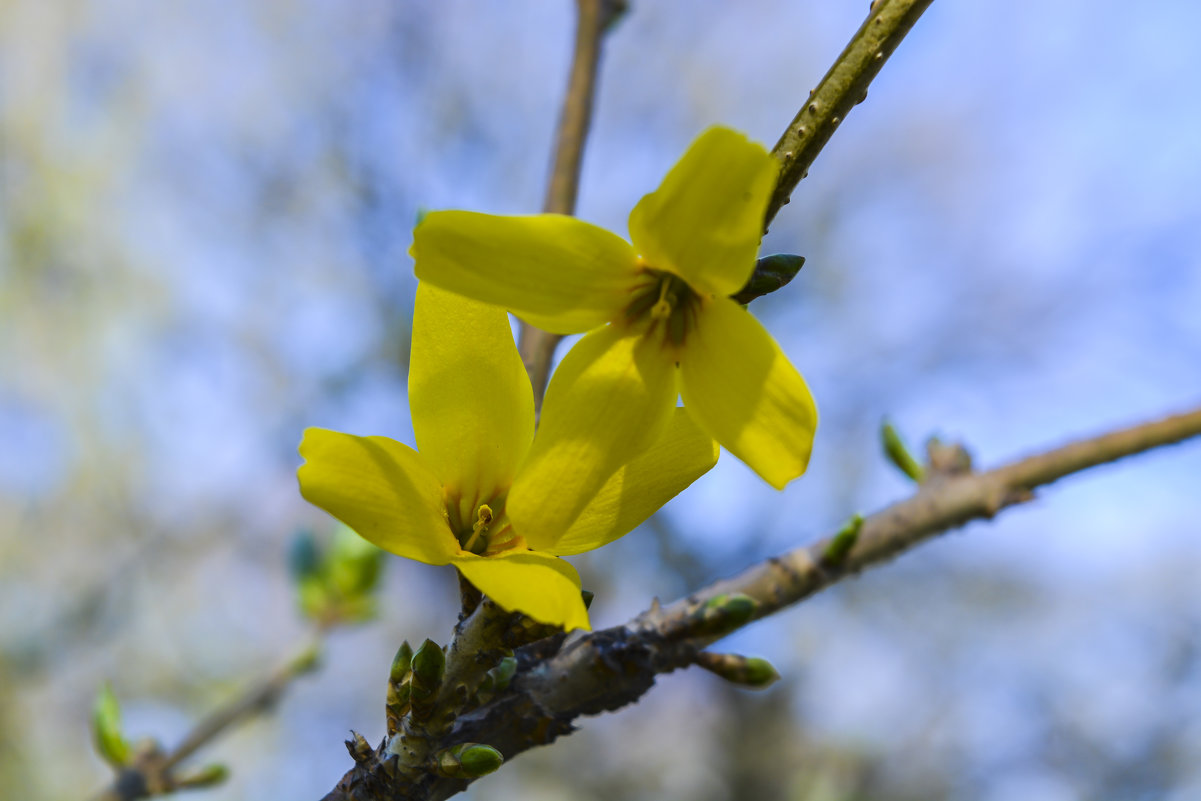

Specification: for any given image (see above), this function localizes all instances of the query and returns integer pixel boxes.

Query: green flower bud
[435,743,504,779]
[91,683,130,767]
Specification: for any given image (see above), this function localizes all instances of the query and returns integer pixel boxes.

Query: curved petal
[507,325,677,546]
[412,211,641,334]
[545,408,719,556]
[678,298,817,489]
[452,550,589,630]
[410,283,533,519]
[297,428,458,565]
[628,127,777,298]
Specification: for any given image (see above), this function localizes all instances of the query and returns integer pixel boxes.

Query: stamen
[650,278,674,319]
[461,504,493,553]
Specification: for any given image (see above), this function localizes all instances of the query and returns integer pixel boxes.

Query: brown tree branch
[320,403,1201,800]
[518,0,626,408]
[764,0,935,229]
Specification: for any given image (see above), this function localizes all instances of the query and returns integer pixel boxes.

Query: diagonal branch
[764,0,935,229]
[415,403,1201,801]
[518,0,626,408]
[89,637,324,801]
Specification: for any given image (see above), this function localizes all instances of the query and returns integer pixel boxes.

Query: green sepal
[821,513,864,567]
[434,743,504,779]
[91,683,130,768]
[881,419,926,482]
[690,593,758,637]
[581,590,595,610]
[730,254,806,304]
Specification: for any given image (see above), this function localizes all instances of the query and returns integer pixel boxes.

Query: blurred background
[3,1,1200,800]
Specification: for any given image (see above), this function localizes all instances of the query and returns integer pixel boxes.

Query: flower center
[447,494,521,556]
[624,268,700,347]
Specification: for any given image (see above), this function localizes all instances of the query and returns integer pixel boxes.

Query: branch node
[926,436,974,478]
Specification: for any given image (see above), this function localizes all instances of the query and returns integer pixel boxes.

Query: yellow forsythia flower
[411,127,817,544]
[297,283,717,630]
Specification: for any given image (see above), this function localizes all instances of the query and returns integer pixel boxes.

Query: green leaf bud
[435,743,504,779]
[297,577,330,622]
[690,593,758,637]
[821,513,864,567]
[731,254,806,304]
[328,525,384,598]
[176,763,230,789]
[695,651,781,689]
[487,655,517,693]
[287,529,323,581]
[410,639,445,686]
[881,419,926,483]
[408,639,445,721]
[91,683,130,767]
[390,641,413,685]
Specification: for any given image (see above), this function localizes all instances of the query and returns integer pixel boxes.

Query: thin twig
[764,0,935,230]
[518,0,624,408]
[667,404,1201,626]
[89,637,324,801]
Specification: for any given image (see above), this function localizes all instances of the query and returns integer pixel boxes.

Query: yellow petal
[452,550,589,630]
[297,428,459,565]
[507,324,677,545]
[545,407,719,556]
[409,283,533,520]
[412,210,641,334]
[627,127,777,298]
[678,298,817,489]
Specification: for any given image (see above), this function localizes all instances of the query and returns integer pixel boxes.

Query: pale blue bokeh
[1,2,1199,799]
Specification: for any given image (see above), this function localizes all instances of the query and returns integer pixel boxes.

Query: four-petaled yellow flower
[297,283,718,630]
[411,126,818,546]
